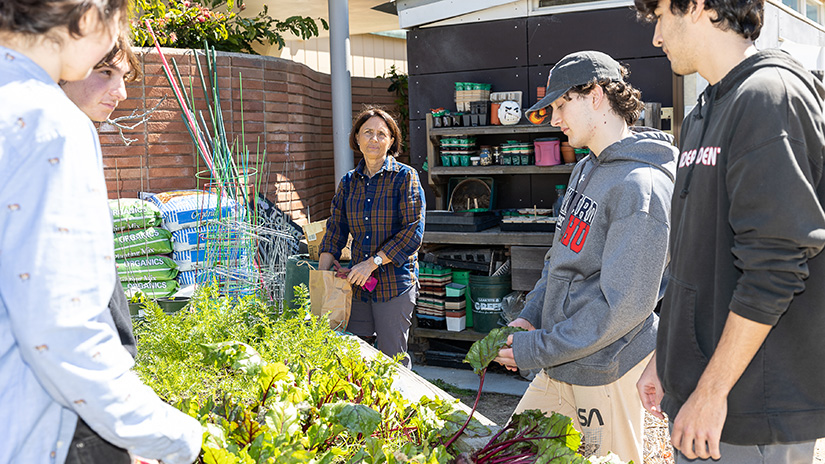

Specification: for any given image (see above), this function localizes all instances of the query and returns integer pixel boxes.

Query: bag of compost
[114,227,173,259]
[109,198,162,232]
[172,246,248,272]
[116,255,179,282]
[177,268,248,286]
[177,269,215,286]
[122,279,179,299]
[171,223,242,252]
[141,190,241,232]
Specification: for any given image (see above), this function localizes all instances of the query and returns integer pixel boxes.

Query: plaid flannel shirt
[319,156,426,302]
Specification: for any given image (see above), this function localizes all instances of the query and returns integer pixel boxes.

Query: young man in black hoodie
[634,0,825,462]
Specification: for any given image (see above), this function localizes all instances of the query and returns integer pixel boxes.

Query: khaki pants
[513,354,651,464]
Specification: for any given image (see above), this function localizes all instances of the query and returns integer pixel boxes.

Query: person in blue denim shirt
[0,1,202,463]
[318,107,425,368]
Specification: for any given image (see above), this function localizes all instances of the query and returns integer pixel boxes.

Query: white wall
[760,0,825,48]
[278,33,408,78]
[680,0,825,118]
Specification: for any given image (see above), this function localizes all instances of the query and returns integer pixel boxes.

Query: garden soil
[450,390,825,463]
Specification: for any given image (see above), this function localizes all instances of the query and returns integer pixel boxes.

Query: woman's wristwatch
[372,255,383,267]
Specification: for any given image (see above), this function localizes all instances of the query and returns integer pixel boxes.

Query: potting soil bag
[114,227,173,259]
[172,246,249,272]
[177,269,244,286]
[109,198,162,232]
[177,269,215,286]
[116,255,179,282]
[171,223,242,252]
[122,279,179,299]
[141,190,241,233]
[177,270,255,298]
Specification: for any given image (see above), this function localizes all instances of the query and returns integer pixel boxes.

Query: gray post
[328,0,354,186]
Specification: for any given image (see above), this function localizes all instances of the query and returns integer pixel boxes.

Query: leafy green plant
[444,326,627,464]
[133,285,490,463]
[383,65,409,154]
[443,326,525,449]
[134,289,625,463]
[285,283,312,320]
[128,288,150,304]
[132,0,328,54]
[458,410,586,464]
[463,326,524,376]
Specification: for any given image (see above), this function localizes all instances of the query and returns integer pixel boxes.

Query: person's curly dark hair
[97,32,142,83]
[635,0,763,40]
[565,67,644,126]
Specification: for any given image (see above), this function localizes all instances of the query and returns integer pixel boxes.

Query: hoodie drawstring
[680,85,718,199]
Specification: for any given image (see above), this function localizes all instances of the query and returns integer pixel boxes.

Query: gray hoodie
[512,127,677,386]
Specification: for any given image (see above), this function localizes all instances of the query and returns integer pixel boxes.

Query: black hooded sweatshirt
[658,49,825,445]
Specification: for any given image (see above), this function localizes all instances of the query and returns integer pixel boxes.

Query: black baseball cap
[525,51,624,124]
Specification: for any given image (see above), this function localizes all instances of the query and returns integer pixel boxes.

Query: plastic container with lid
[534,137,561,166]
[479,146,492,166]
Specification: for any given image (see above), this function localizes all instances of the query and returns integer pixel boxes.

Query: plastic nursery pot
[156,297,190,314]
[561,147,576,164]
[128,301,143,317]
[490,103,501,125]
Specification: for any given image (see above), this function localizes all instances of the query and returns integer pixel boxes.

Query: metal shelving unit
[425,113,573,209]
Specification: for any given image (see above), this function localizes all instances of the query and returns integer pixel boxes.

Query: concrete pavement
[412,364,530,396]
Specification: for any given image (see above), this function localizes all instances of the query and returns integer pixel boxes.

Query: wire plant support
[147,23,297,303]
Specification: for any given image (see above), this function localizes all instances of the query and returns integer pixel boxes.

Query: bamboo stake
[146,22,217,180]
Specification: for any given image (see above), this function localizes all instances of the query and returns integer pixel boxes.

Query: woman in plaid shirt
[318,107,426,368]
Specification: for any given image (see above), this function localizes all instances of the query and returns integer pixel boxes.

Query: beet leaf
[464,326,526,375]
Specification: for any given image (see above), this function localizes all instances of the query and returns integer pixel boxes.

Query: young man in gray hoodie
[494,50,677,464]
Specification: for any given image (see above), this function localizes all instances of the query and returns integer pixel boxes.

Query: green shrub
[132,288,603,463]
[132,286,481,463]
[131,0,328,54]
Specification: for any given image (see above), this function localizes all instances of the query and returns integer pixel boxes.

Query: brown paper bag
[303,219,354,262]
[302,220,327,261]
[309,269,352,331]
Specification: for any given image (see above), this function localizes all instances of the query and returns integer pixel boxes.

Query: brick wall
[102,47,399,225]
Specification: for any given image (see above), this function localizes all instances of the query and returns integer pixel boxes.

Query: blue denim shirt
[0,46,201,464]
